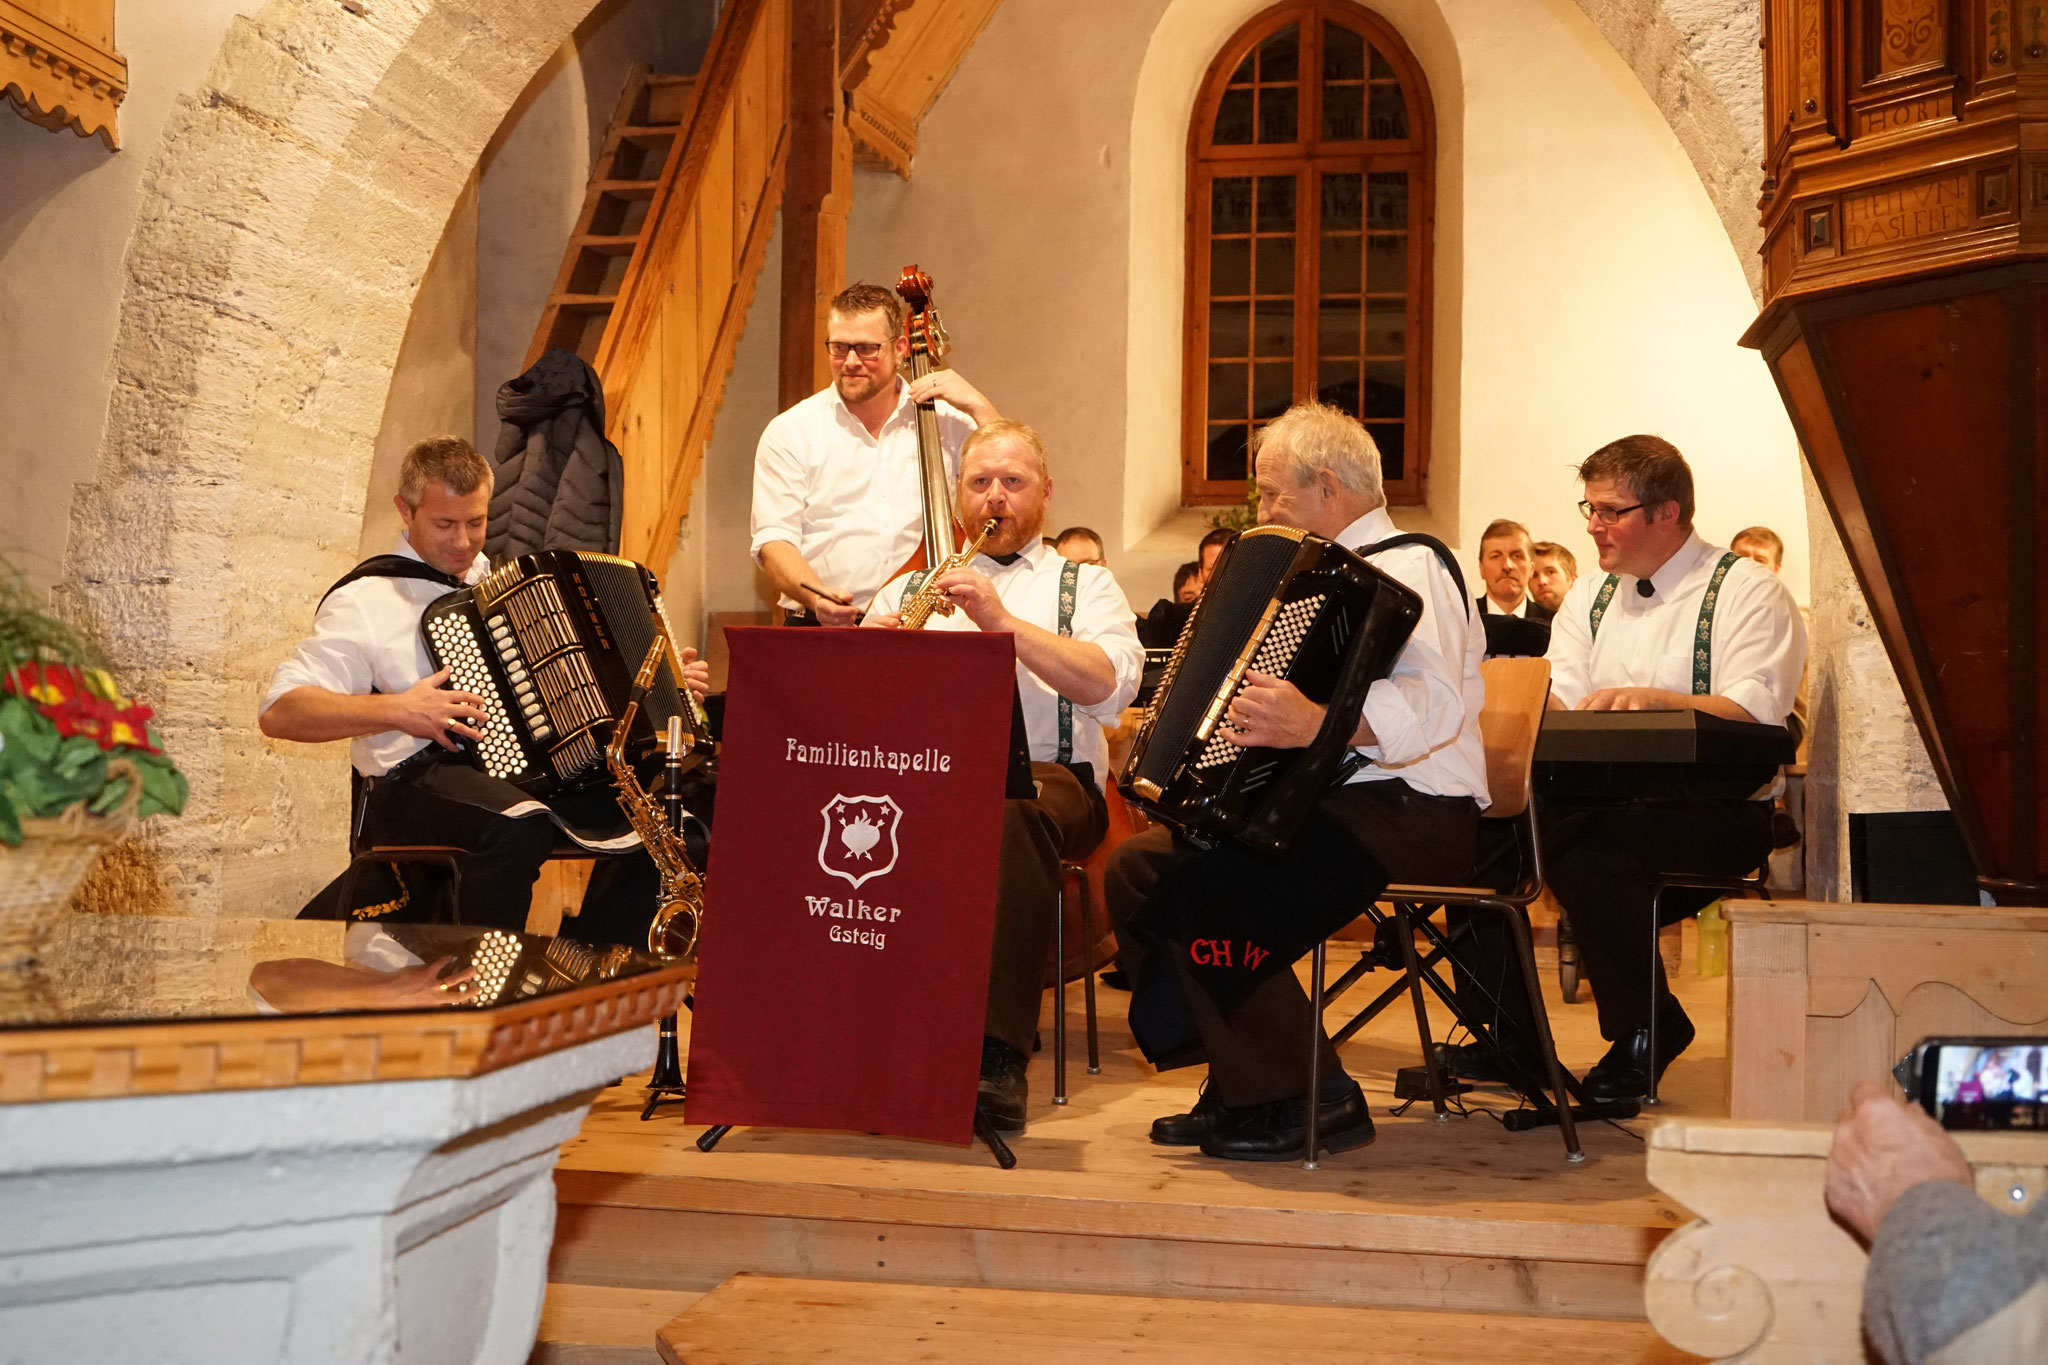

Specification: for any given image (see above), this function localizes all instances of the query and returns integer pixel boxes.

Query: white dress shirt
[749,380,976,611]
[261,537,487,777]
[867,543,1145,782]
[1547,530,1807,725]
[1337,508,1490,806]
[1481,592,1529,618]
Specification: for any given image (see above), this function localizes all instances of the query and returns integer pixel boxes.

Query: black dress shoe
[1098,967,1131,991]
[1584,1009,1696,1103]
[1149,1080,1228,1146]
[977,1036,1029,1132]
[1199,1079,1375,1162]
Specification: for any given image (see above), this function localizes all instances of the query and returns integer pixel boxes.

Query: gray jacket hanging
[486,348,624,560]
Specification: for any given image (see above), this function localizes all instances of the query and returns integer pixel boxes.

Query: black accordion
[1118,526,1422,853]
[421,551,707,797]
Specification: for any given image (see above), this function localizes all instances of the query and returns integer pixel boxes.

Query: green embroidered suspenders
[903,557,1082,762]
[1588,551,1740,695]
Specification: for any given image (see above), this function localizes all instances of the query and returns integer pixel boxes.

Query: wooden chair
[1302,657,1586,1167]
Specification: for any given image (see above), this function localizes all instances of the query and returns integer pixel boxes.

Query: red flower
[4,662,160,754]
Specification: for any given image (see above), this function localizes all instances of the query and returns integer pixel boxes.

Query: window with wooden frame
[1183,1,1434,506]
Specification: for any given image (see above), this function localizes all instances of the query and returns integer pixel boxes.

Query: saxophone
[898,519,999,630]
[607,634,709,963]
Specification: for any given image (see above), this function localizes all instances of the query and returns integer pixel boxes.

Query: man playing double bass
[864,420,1144,1133]
[750,283,1000,625]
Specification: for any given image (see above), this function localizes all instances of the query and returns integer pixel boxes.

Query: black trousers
[1541,798,1774,1042]
[984,762,1107,1055]
[302,767,686,947]
[1106,781,1479,1107]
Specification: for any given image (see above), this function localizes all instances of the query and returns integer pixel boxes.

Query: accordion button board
[421,551,690,798]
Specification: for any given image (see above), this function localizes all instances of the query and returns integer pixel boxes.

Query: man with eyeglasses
[750,283,1000,625]
[1443,434,1806,1102]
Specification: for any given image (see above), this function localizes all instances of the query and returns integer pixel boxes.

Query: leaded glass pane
[1321,171,1362,230]
[1364,360,1405,418]
[1254,237,1295,296]
[1368,81,1409,140]
[1318,300,1360,358]
[1324,23,1365,81]
[1257,175,1296,231]
[1365,232,1406,295]
[1212,176,1253,234]
[1321,234,1361,294]
[1254,299,1295,357]
[1368,422,1404,480]
[1210,238,1250,296]
[1209,301,1250,358]
[1323,83,1363,141]
[1214,88,1254,144]
[1366,173,1407,230]
[1207,425,1250,482]
[1208,363,1246,422]
[1258,24,1299,82]
[1317,360,1359,411]
[1252,361,1292,418]
[1259,87,1299,143]
[1365,301,1405,356]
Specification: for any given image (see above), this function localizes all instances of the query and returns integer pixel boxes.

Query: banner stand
[678,628,1019,1168]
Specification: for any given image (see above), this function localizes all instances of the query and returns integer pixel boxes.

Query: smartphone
[1905,1037,2048,1131]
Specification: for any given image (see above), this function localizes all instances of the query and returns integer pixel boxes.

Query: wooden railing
[595,0,791,571]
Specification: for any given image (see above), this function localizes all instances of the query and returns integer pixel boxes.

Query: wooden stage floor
[549,913,1723,1358]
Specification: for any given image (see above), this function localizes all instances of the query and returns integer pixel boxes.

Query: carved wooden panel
[0,0,125,148]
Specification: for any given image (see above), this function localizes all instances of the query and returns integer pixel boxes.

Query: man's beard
[970,509,1043,558]
[835,364,897,406]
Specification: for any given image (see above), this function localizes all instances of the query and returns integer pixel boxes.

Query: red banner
[685,627,1015,1144]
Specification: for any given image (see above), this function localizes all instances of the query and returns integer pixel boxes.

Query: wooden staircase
[519,0,791,572]
[527,69,699,365]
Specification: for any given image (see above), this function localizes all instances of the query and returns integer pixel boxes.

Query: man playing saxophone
[863,420,1144,1132]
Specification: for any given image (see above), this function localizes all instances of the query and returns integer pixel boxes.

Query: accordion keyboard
[1194,594,1327,770]
[423,612,532,782]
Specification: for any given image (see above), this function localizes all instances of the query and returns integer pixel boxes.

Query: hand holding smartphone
[1902,1037,2048,1130]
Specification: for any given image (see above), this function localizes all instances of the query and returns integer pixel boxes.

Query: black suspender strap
[1355,532,1472,616]
[320,554,466,606]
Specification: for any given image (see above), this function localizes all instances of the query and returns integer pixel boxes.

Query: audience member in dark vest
[259,437,712,942]
[1474,517,1552,657]
[864,420,1143,1134]
[1443,436,1806,1100]
[1105,402,1488,1162]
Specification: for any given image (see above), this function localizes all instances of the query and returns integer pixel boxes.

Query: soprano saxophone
[899,519,999,630]
[607,634,708,962]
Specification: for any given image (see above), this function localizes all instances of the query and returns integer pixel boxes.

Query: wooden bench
[648,1274,1696,1363]
[1645,1118,2048,1362]
[1726,900,2048,1121]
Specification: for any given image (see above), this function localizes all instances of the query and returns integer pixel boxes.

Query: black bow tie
[986,551,1026,566]
[1636,579,1655,599]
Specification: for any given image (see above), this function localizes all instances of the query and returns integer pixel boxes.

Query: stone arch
[62,0,608,916]
[1567,0,1766,297]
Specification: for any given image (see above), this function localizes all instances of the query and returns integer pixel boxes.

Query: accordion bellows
[1118,526,1422,854]
[422,551,703,797]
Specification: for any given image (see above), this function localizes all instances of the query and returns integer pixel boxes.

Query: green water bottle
[1696,900,1728,978]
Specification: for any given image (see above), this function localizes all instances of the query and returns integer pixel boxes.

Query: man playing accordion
[1106,402,1489,1162]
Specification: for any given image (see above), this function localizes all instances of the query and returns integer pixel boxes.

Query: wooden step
[653,1275,1703,1364]
[531,1283,699,1365]
[643,75,696,125]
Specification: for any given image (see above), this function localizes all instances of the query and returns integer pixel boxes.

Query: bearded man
[864,420,1143,1133]
[749,282,1000,626]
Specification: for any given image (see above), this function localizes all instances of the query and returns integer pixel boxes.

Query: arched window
[1183,1,1435,506]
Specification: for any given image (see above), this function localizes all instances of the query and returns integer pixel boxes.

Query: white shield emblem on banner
[818,794,904,889]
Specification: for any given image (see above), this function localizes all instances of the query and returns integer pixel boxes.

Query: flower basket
[0,758,141,971]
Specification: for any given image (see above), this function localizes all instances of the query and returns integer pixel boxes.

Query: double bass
[895,265,959,570]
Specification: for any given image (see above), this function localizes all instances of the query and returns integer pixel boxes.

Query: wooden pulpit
[1745,1,2048,904]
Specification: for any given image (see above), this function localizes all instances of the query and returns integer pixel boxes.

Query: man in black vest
[259,436,711,940]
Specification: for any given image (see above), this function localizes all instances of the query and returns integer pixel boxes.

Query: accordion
[421,551,707,797]
[1118,526,1421,854]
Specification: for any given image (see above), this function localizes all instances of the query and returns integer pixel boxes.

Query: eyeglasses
[1578,499,1646,526]
[825,341,885,360]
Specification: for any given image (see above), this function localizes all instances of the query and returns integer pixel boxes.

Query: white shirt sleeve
[1068,565,1144,723]
[748,412,810,561]
[1356,550,1478,771]
[260,590,377,717]
[1710,567,1808,724]
[1547,577,1598,710]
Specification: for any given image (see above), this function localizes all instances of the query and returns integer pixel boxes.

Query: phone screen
[1929,1042,2048,1130]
